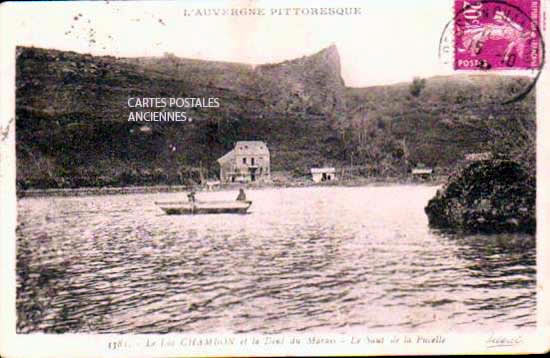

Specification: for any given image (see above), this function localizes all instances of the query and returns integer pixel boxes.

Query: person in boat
[236,188,246,201]
[187,191,196,202]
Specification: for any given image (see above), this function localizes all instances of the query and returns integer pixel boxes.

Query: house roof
[311,167,336,174]
[218,141,269,163]
[234,141,269,155]
[465,152,492,161]
[217,149,235,164]
[412,168,433,174]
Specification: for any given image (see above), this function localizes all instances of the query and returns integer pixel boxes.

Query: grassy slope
[345,74,535,174]
[15,47,535,188]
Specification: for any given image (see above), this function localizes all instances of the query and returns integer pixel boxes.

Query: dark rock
[425,159,535,234]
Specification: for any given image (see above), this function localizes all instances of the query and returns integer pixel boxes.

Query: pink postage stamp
[454,0,543,70]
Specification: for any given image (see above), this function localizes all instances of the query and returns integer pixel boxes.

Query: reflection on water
[16,186,536,333]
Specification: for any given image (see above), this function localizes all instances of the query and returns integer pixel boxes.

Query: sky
[5,0,455,86]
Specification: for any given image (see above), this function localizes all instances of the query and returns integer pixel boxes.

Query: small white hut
[311,167,337,183]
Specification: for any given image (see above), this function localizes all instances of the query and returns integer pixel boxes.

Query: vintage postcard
[1,0,549,356]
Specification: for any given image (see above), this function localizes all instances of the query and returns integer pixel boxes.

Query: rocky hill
[346,74,536,172]
[15,46,535,188]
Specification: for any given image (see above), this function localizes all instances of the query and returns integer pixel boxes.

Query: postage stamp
[454,0,543,70]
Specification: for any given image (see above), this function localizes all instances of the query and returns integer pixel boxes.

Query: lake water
[16,186,536,333]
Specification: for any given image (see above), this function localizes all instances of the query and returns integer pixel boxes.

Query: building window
[251,157,255,165]
[243,157,247,164]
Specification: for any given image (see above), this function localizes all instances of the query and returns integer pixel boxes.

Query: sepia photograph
[1,0,549,356]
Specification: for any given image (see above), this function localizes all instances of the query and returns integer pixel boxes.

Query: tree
[409,77,426,97]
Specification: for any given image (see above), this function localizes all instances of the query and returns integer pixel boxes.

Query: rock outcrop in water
[424,159,536,234]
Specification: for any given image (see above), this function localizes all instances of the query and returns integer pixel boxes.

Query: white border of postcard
[1,0,550,356]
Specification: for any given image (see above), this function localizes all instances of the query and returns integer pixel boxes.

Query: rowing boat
[155,200,252,215]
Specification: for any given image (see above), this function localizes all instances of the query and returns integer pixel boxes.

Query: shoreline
[17,177,446,198]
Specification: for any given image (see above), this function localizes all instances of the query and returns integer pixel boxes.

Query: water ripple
[16,186,536,333]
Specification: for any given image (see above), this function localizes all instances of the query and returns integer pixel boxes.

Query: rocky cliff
[254,45,346,123]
